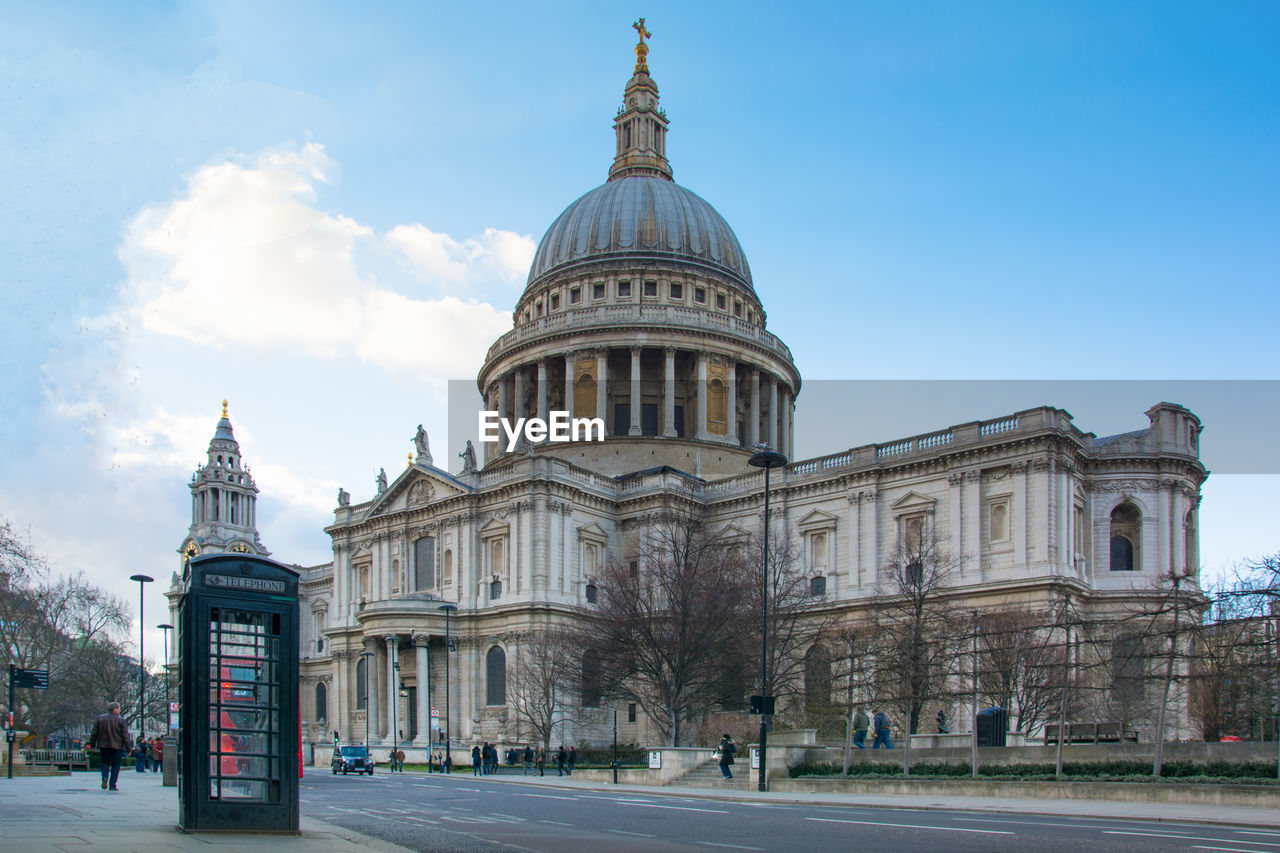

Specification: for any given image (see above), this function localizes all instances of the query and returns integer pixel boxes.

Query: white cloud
[107,407,228,472]
[114,142,522,380]
[387,223,535,287]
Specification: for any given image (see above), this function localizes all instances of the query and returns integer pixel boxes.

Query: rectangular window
[536,301,543,317]
[669,282,683,300]
[629,560,638,577]
[627,703,637,723]
[614,403,630,437]
[694,286,706,304]
[592,283,605,300]
[642,403,658,436]
[810,576,827,596]
[716,292,726,310]
[550,294,560,311]
[643,280,658,297]
[673,404,685,438]
[414,537,436,590]
[617,280,631,298]
[734,300,742,317]
[570,287,581,304]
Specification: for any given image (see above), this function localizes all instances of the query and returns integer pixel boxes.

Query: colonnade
[356,633,436,749]
[483,346,795,461]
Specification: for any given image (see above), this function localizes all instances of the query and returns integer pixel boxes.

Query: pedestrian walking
[852,706,869,749]
[556,745,567,776]
[150,736,163,773]
[471,745,482,776]
[567,746,576,775]
[523,745,534,775]
[717,734,737,779]
[134,735,149,772]
[872,708,894,749]
[536,748,546,776]
[87,702,130,791]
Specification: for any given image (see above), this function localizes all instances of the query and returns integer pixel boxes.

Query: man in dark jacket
[566,746,576,774]
[852,707,869,749]
[717,735,737,779]
[88,702,130,791]
[556,745,567,776]
[872,708,894,749]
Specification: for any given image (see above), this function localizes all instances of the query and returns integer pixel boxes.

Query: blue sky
[2,2,1277,661]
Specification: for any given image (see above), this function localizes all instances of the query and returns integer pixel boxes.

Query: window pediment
[797,509,838,531]
[890,491,937,514]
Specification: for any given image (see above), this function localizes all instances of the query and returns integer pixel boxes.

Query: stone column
[629,347,642,436]
[749,368,760,446]
[780,387,790,458]
[695,351,709,440]
[663,348,677,437]
[537,360,548,425]
[514,368,526,421]
[414,635,430,747]
[768,377,779,450]
[385,635,399,747]
[596,350,609,436]
[564,353,575,419]
[363,637,380,744]
[727,361,737,445]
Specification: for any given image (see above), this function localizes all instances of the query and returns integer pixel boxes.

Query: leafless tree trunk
[508,628,578,754]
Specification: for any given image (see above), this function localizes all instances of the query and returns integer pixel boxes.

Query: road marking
[441,815,498,824]
[1193,847,1271,853]
[538,820,574,826]
[1240,832,1280,837]
[695,843,765,851]
[487,813,528,822]
[1106,832,1280,847]
[608,829,656,838]
[523,793,579,800]
[617,802,728,814]
[806,818,1012,835]
[955,817,1132,830]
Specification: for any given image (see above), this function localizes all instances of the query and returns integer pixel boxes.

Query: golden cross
[632,18,652,73]
[633,18,651,44]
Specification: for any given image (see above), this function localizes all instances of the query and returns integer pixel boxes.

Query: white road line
[695,843,766,851]
[523,793,579,800]
[1193,847,1271,853]
[1106,832,1280,847]
[617,802,729,813]
[538,820,574,826]
[608,829,656,838]
[1240,832,1280,837]
[954,817,1127,830]
[441,815,497,824]
[487,813,529,822]
[806,817,1012,835]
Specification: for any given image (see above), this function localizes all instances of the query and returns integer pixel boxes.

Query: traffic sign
[11,668,49,689]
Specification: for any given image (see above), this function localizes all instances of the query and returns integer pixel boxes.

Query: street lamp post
[748,444,787,793]
[157,623,174,730]
[129,574,154,739]
[438,603,457,773]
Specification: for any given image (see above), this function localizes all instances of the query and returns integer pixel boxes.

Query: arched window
[1109,503,1141,572]
[355,657,368,710]
[486,646,507,706]
[443,549,453,586]
[804,645,832,710]
[581,652,601,708]
[315,682,327,722]
[414,536,435,590]
[1184,509,1197,572]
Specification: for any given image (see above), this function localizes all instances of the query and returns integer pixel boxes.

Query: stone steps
[668,759,754,791]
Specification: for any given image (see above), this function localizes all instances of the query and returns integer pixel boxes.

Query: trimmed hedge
[789,759,1280,784]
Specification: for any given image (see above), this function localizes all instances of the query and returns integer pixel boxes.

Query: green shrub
[788,759,1280,783]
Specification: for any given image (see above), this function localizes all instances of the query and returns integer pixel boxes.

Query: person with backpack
[872,708,894,749]
[717,734,737,779]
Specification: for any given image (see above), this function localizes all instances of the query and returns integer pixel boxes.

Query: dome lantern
[609,19,673,183]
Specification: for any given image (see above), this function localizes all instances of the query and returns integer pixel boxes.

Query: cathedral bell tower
[178,400,268,563]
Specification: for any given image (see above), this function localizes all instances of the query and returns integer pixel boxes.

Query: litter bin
[976,707,1008,747]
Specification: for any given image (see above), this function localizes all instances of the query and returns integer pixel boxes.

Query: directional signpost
[7,664,49,779]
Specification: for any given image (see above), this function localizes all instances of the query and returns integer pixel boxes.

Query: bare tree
[976,607,1065,735]
[575,500,752,745]
[509,628,578,754]
[869,524,962,775]
[0,519,132,742]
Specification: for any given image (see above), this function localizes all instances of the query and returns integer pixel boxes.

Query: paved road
[302,770,1280,852]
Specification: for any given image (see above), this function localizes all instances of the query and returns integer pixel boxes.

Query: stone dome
[525,176,753,292]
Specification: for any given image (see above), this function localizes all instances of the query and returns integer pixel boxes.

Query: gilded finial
[221,399,229,418]
[632,18,651,74]
[407,451,413,469]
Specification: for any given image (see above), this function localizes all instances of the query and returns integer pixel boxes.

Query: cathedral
[171,28,1207,761]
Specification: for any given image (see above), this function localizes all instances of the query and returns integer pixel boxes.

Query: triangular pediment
[890,490,937,512]
[797,509,838,530]
[479,516,510,535]
[718,523,751,543]
[367,465,470,517]
[578,522,608,542]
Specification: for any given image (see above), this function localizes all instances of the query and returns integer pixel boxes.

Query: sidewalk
[0,771,409,852]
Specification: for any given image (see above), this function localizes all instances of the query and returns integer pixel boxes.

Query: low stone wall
[775,776,1280,808]
[801,740,1279,768]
